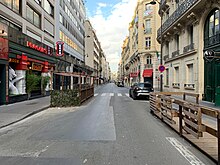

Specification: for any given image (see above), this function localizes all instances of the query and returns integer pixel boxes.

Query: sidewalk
[0,85,101,129]
[0,96,50,129]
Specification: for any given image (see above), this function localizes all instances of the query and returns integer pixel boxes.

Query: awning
[142,69,153,77]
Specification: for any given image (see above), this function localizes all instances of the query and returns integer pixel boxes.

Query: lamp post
[149,0,163,92]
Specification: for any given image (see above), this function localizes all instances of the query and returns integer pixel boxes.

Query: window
[145,37,151,48]
[34,0,41,5]
[165,68,169,86]
[0,0,21,13]
[187,64,194,83]
[145,20,151,33]
[44,0,54,17]
[26,5,41,28]
[175,34,179,50]
[188,25,193,44]
[165,41,169,55]
[146,55,152,64]
[174,67,179,83]
[204,9,220,47]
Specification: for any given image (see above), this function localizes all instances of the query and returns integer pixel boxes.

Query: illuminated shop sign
[9,58,19,63]
[56,41,64,57]
[27,41,53,56]
[32,62,42,71]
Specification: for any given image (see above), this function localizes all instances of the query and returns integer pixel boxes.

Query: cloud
[89,0,137,72]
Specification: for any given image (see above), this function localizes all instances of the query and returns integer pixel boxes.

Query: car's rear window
[138,83,152,88]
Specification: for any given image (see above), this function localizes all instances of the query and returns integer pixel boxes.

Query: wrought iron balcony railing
[172,83,180,88]
[204,33,220,48]
[157,0,198,38]
[183,43,195,53]
[144,64,153,69]
[184,83,195,89]
[172,50,180,58]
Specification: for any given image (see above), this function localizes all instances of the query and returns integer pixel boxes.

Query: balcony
[144,64,153,69]
[184,83,195,90]
[183,43,195,53]
[157,0,199,38]
[172,83,180,88]
[172,50,180,58]
[204,33,220,48]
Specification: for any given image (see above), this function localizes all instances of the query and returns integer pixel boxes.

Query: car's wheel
[129,91,132,97]
[133,94,137,100]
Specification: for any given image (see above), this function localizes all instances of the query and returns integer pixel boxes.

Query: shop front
[7,27,56,103]
[0,39,8,105]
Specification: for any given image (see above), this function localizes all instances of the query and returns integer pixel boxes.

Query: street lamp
[149,0,163,92]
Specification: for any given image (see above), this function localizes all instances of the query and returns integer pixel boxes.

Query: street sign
[204,50,215,62]
[158,65,165,72]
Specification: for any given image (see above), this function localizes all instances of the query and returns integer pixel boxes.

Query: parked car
[129,82,153,99]
[117,81,124,87]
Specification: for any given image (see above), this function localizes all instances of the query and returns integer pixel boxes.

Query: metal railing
[183,43,195,53]
[204,33,220,48]
[157,0,198,38]
[172,50,180,58]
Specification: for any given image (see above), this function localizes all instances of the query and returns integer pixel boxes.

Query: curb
[0,105,50,129]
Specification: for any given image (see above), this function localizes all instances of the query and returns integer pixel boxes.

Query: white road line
[125,93,129,97]
[101,93,106,96]
[94,93,98,97]
[110,93,114,96]
[118,93,122,96]
[166,137,205,165]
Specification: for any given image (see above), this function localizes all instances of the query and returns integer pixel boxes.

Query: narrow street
[0,83,215,165]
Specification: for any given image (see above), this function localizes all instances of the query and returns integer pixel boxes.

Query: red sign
[0,38,8,60]
[130,72,138,77]
[56,41,64,56]
[27,41,47,54]
[158,65,165,72]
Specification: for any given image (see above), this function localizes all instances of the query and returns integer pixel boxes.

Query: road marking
[94,93,98,97]
[166,137,205,165]
[125,93,129,97]
[110,93,114,96]
[101,93,106,96]
[118,93,122,96]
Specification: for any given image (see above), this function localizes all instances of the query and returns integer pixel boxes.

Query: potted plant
[26,73,41,99]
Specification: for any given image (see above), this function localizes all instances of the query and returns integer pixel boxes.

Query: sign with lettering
[32,63,42,71]
[56,41,64,57]
[204,50,215,62]
[27,41,53,56]
[9,58,19,63]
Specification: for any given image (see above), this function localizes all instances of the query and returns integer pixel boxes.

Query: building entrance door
[0,64,6,105]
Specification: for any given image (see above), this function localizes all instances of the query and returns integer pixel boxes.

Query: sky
[85,0,137,73]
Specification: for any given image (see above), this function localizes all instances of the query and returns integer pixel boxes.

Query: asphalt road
[0,83,215,165]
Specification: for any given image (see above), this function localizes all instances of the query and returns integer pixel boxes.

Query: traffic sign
[158,65,165,72]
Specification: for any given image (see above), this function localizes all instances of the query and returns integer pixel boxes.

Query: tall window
[188,25,193,44]
[175,34,179,50]
[0,0,20,13]
[166,68,169,85]
[187,64,194,83]
[145,37,151,48]
[44,0,54,17]
[204,9,220,47]
[146,55,152,64]
[26,5,41,28]
[174,66,179,83]
[145,20,151,33]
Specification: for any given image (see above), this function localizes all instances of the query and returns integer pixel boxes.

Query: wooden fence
[150,92,219,164]
[79,84,94,103]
